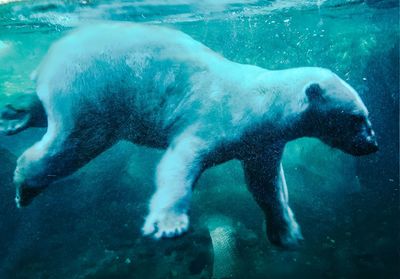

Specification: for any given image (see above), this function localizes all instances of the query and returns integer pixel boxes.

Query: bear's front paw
[267,218,303,249]
[142,211,189,239]
[15,185,45,208]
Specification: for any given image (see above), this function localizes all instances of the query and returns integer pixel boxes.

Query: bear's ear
[305,83,324,102]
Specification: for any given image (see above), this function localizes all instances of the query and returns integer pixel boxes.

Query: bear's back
[35,23,226,84]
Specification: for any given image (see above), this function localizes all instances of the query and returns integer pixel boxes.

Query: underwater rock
[204,215,239,279]
[189,251,209,275]
[0,147,20,276]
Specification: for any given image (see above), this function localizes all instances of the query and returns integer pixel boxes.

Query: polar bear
[7,23,378,248]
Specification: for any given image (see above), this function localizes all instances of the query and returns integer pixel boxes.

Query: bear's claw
[142,211,189,239]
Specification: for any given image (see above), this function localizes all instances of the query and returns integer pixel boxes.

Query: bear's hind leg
[242,147,303,249]
[142,133,207,239]
[14,125,113,207]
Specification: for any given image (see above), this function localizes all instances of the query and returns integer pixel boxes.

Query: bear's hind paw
[142,211,189,239]
[267,221,304,249]
[0,105,32,135]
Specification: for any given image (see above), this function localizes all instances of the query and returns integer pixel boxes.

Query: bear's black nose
[360,135,378,155]
[368,139,378,153]
[349,134,378,156]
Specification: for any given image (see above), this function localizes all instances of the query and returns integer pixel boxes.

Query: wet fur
[12,22,377,248]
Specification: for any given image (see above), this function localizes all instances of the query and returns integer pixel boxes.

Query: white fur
[15,22,370,241]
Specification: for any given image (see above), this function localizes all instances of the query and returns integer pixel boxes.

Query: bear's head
[303,72,378,156]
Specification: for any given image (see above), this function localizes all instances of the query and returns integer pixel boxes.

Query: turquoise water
[0,1,398,278]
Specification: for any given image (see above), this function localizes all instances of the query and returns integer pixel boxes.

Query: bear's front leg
[242,147,303,249]
[142,133,207,239]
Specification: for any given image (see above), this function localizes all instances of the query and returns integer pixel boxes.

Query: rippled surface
[0,1,399,278]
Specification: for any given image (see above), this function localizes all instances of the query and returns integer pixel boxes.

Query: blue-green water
[0,1,398,278]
